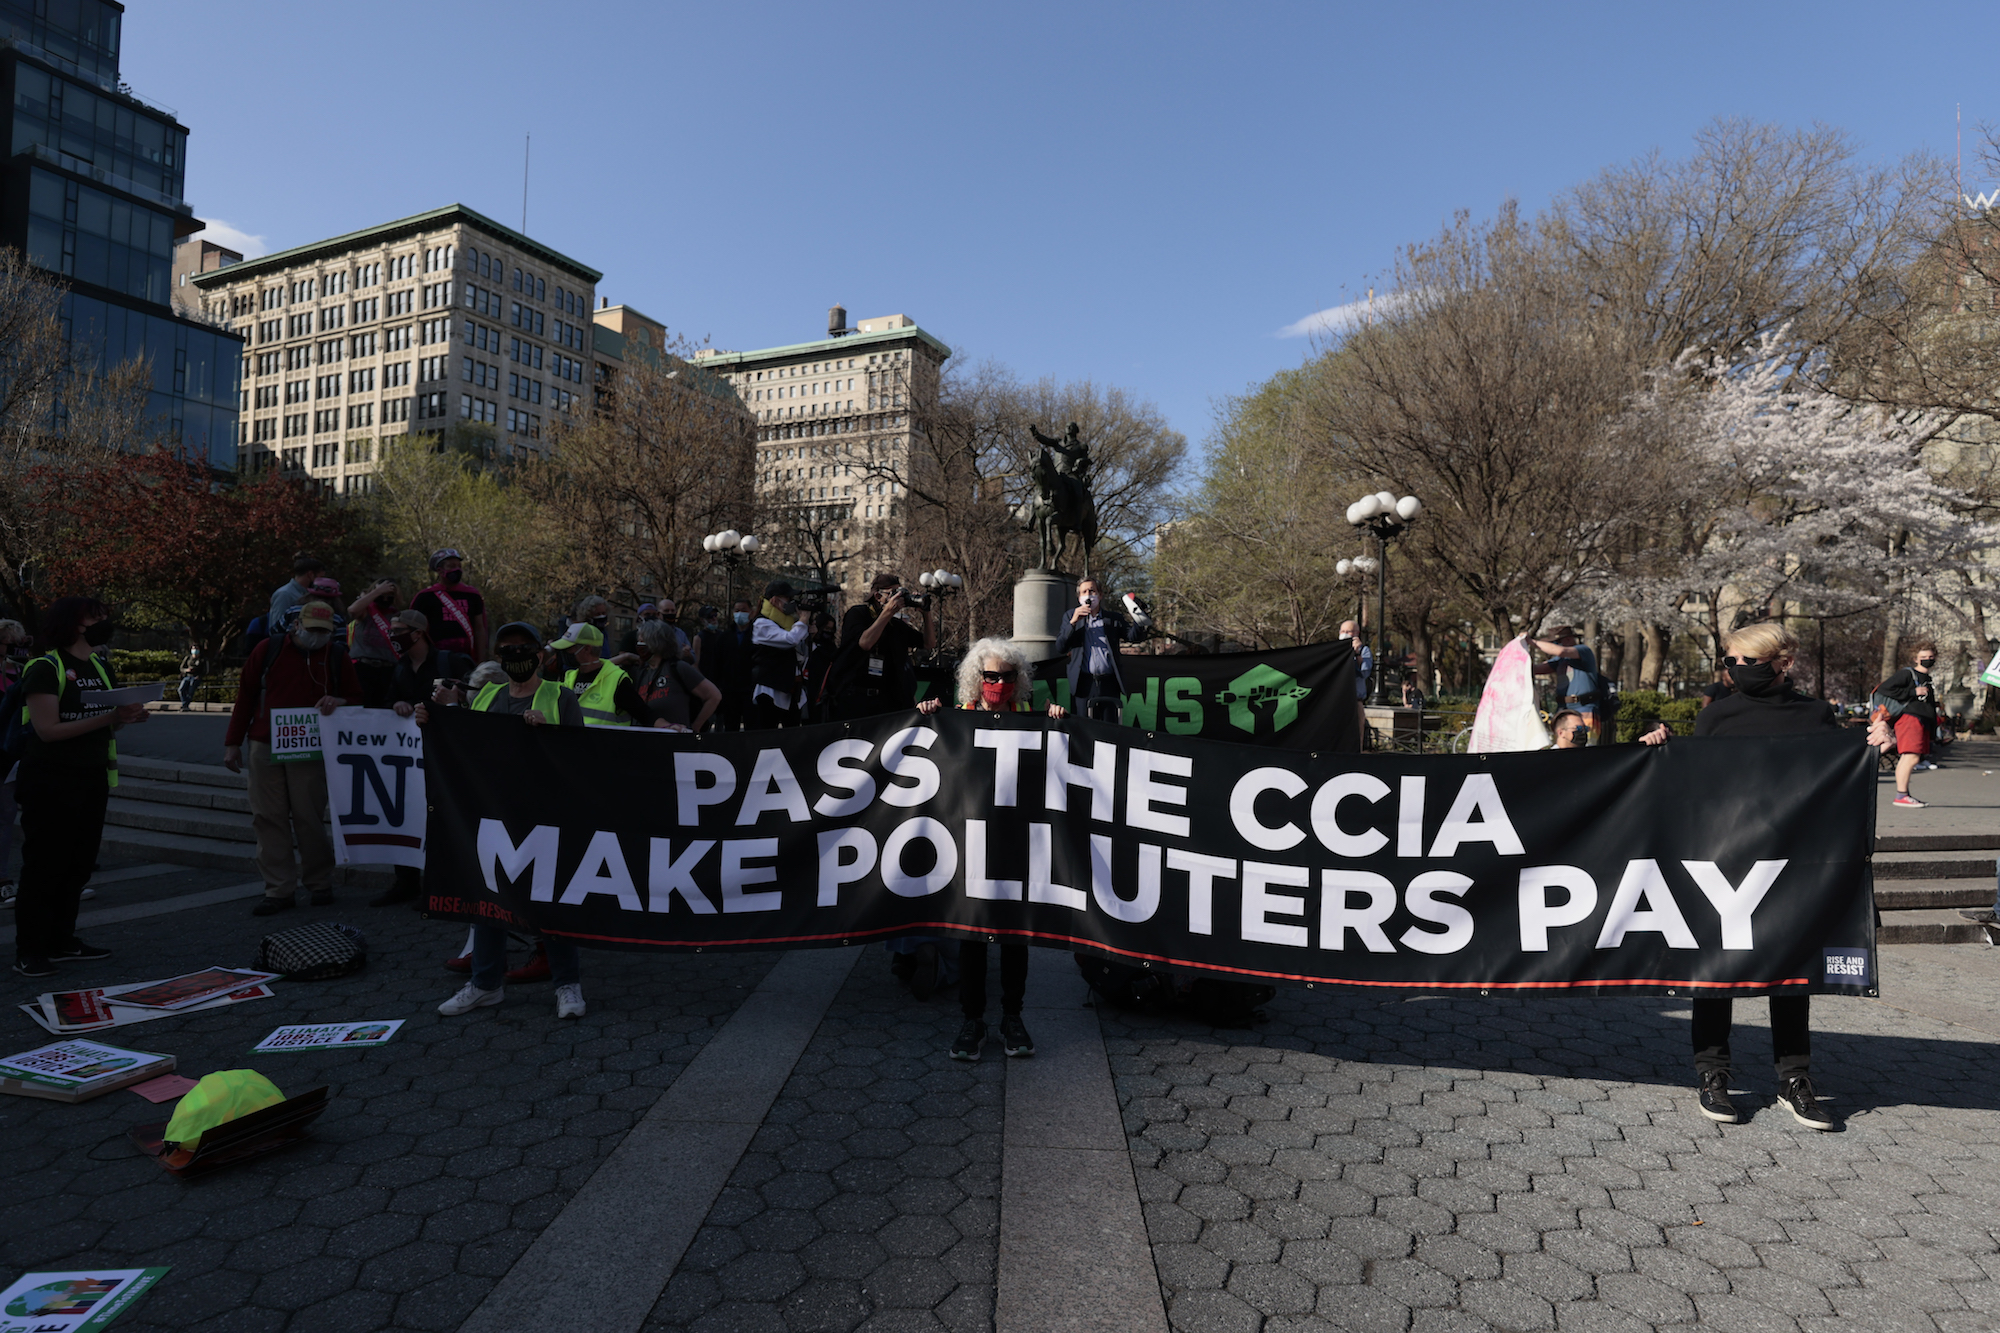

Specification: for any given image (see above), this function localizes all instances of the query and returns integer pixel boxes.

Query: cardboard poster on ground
[0,1039,174,1103]
[251,1019,404,1052]
[111,968,279,1011]
[0,1267,170,1331]
[317,706,426,868]
[22,978,276,1036]
[267,707,324,764]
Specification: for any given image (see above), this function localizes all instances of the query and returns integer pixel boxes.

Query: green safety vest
[18,650,120,788]
[471,679,567,722]
[563,662,635,727]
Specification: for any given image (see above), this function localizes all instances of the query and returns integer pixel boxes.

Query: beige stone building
[189,203,599,492]
[693,307,949,594]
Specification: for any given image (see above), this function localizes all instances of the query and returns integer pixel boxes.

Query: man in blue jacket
[1060,577,1147,722]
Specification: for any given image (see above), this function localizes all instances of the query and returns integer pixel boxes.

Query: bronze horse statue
[1026,422,1098,573]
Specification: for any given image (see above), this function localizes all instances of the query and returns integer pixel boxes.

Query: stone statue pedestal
[1013,569,1077,663]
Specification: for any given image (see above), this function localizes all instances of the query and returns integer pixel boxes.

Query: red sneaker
[504,945,550,985]
[443,952,473,973]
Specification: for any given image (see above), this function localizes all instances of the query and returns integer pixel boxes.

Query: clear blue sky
[128,1,1993,467]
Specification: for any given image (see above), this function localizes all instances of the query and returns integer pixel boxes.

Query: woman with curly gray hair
[918,636,1068,1061]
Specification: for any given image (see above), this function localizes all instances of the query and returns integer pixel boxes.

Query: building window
[384,361,410,388]
[384,397,410,423]
[350,331,378,358]
[346,403,374,430]
[385,325,412,351]
[349,368,375,394]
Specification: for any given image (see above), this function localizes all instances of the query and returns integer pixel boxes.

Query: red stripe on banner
[344,833,424,847]
[531,919,1810,990]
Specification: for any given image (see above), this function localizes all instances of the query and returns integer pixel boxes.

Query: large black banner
[914,639,1359,752]
[423,708,1877,997]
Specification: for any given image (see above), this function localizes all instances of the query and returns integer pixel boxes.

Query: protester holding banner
[360,610,469,909]
[1532,626,1606,741]
[633,621,719,733]
[919,637,1070,1060]
[421,620,587,1018]
[749,582,810,729]
[829,573,935,720]
[1061,578,1145,723]
[224,601,363,917]
[412,549,488,665]
[1640,621,1892,1131]
[11,598,147,978]
[548,623,657,729]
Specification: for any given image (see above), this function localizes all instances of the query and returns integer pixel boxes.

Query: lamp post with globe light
[702,529,760,608]
[1335,555,1378,636]
[1345,491,1422,706]
[917,569,964,651]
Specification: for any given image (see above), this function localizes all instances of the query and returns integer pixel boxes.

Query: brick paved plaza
[2,718,1997,1332]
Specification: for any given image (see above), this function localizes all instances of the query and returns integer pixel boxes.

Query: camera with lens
[900,591,928,608]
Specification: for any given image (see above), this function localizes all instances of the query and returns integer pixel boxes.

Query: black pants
[750,696,796,730]
[1692,995,1811,1082]
[1078,673,1122,724]
[830,691,897,722]
[717,696,749,732]
[960,941,1028,1020]
[355,659,397,710]
[15,764,109,960]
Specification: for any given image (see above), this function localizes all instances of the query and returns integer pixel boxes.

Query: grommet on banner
[1666,989,1676,996]
[1480,989,1490,996]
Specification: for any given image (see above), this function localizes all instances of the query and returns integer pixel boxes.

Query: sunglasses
[1722,654,1775,666]
[980,670,1012,684]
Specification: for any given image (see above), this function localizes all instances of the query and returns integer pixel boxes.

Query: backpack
[1073,952,1275,1028]
[256,922,367,980]
[1869,672,1911,722]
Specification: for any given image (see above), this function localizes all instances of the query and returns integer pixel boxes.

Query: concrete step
[1873,851,1995,880]
[1876,833,2000,853]
[95,826,393,888]
[115,775,253,815]
[1875,880,1996,910]
[120,755,247,791]
[1879,908,1996,945]
[104,798,258,844]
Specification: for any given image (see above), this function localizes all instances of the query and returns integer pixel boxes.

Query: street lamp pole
[702,529,760,607]
[1344,490,1422,707]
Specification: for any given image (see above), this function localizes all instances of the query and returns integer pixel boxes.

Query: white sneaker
[555,984,585,1019]
[438,983,503,1015]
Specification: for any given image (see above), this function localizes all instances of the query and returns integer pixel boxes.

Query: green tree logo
[1214,664,1313,733]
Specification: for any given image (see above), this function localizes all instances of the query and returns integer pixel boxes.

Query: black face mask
[590,616,608,631]
[376,595,395,610]
[501,657,538,682]
[441,569,463,586]
[1725,658,1783,697]
[83,620,115,647]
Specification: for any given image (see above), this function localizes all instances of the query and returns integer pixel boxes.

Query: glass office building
[1,0,239,467]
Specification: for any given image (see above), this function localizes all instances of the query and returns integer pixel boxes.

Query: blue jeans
[471,924,579,991]
[177,674,198,707]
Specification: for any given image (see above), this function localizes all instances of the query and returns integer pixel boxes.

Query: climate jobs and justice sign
[421,708,1879,997]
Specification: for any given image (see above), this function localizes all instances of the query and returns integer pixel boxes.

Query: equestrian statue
[1026,421,1099,574]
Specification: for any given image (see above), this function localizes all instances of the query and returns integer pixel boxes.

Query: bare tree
[524,339,756,617]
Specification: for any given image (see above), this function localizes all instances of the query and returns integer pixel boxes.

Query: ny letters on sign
[319,707,427,868]
[421,708,1877,998]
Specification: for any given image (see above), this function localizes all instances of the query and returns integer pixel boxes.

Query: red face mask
[980,681,1017,708]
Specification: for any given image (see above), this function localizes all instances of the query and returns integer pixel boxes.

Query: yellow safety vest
[563,662,635,727]
[471,679,566,722]
[19,650,120,787]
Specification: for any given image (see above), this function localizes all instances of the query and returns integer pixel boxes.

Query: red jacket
[224,636,363,746]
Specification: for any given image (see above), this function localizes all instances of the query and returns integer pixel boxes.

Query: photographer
[346,576,403,709]
[1061,578,1145,723]
[829,573,935,720]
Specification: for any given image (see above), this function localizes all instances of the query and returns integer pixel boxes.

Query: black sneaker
[51,940,110,962]
[1780,1076,1838,1131]
[309,888,334,906]
[950,1019,986,1062]
[13,957,55,979]
[909,942,940,1000]
[251,895,296,917]
[1697,1070,1741,1124]
[1000,1015,1035,1057]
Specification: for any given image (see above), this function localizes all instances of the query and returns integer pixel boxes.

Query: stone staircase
[1874,833,1998,945]
[106,756,391,888]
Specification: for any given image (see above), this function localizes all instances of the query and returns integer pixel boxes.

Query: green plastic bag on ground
[163,1070,285,1146]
